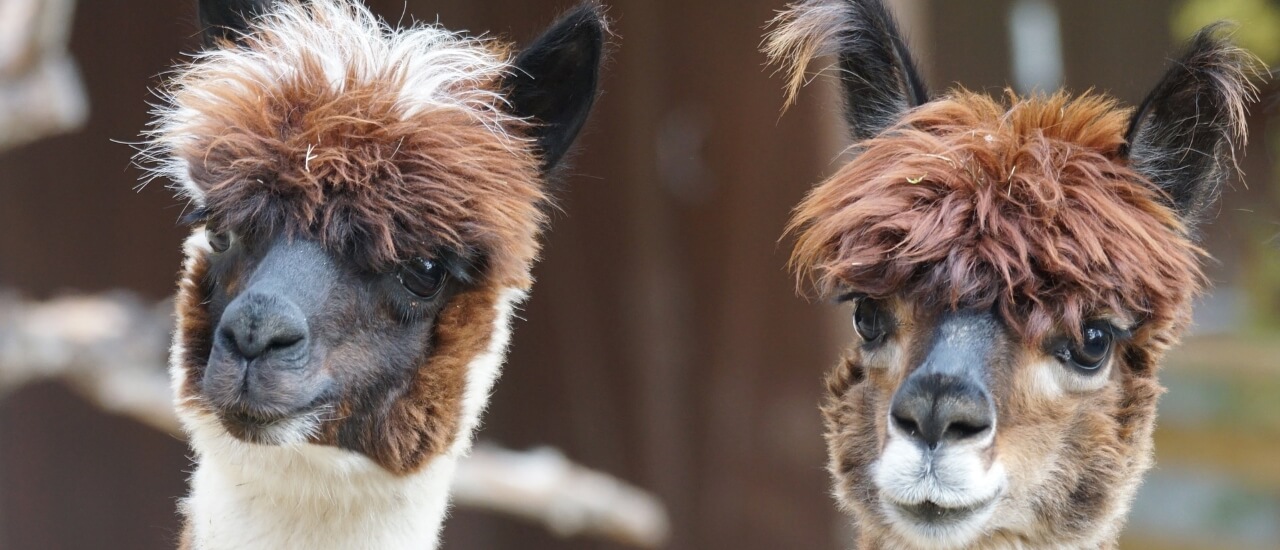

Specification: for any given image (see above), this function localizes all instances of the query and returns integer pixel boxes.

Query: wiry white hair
[763,0,859,108]
[136,0,521,206]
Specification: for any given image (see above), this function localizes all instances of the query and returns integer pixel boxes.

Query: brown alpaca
[765,0,1257,548]
[139,1,605,548]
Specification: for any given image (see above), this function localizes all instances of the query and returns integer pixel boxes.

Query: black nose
[217,292,309,361]
[890,372,994,449]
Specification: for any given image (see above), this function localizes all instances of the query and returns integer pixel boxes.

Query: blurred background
[0,0,1276,548]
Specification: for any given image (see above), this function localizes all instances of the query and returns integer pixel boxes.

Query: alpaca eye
[205,227,231,253]
[397,258,448,299]
[1056,322,1114,373]
[853,299,891,344]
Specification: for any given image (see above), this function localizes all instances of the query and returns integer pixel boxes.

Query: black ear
[765,0,929,141]
[197,0,275,47]
[1125,23,1258,228]
[504,3,607,173]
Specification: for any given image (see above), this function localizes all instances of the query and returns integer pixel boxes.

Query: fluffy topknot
[789,91,1207,344]
[142,0,546,284]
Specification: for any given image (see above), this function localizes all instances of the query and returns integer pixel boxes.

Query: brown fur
[166,52,545,282]
[321,284,505,473]
[790,91,1204,347]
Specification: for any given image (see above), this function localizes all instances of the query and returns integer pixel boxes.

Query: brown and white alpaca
[140,1,605,548]
[765,1,1257,548]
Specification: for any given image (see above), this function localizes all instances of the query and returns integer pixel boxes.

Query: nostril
[891,373,995,449]
[265,331,305,353]
[218,325,237,348]
[945,419,991,441]
[226,327,306,360]
[891,412,920,437]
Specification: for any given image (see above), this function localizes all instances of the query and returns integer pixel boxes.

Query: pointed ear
[765,0,929,141]
[1125,23,1258,229]
[197,0,276,47]
[504,3,607,174]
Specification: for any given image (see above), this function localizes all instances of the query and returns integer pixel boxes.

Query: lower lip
[890,497,995,526]
[219,413,284,439]
[217,408,310,443]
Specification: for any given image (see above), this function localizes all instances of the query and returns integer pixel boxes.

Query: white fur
[182,425,459,550]
[172,229,526,550]
[138,0,522,205]
[873,418,1008,549]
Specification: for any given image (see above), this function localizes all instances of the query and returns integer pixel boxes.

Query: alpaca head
[145,0,604,475]
[766,0,1256,547]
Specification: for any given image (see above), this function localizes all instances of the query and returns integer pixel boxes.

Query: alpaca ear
[197,0,276,47]
[766,0,930,141]
[505,2,606,173]
[1125,23,1257,228]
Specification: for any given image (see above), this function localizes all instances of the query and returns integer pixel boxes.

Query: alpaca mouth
[223,408,289,428]
[216,403,323,445]
[891,497,996,526]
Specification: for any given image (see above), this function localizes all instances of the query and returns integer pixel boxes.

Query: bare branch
[0,291,670,547]
[0,0,87,150]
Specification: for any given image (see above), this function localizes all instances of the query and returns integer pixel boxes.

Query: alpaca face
[147,0,605,475]
[824,296,1159,548]
[801,93,1194,544]
[765,0,1254,546]
[185,232,475,447]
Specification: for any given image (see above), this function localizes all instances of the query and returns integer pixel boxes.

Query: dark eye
[397,257,449,299]
[1055,322,1114,373]
[853,299,892,344]
[205,227,231,253]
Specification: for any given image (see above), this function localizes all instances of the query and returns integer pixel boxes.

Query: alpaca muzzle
[203,238,337,444]
[873,311,1007,547]
[889,311,998,450]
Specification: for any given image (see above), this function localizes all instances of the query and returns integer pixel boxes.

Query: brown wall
[0,1,841,548]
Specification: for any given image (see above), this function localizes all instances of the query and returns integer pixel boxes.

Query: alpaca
[764,1,1257,548]
[139,1,605,548]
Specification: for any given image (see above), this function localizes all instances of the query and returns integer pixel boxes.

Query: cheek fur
[323,284,508,474]
[822,371,893,515]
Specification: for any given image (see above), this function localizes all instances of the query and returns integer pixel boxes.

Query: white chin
[879,495,999,549]
[872,436,1007,549]
[182,406,322,449]
[227,414,321,446]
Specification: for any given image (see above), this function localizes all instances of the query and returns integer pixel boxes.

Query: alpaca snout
[889,373,995,450]
[204,291,330,442]
[890,310,1000,451]
[217,291,310,365]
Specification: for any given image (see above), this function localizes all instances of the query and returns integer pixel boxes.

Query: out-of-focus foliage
[1174,0,1280,63]
[1244,226,1280,328]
